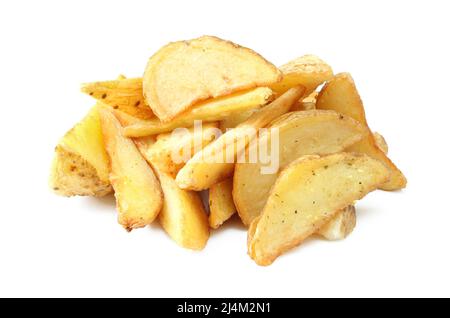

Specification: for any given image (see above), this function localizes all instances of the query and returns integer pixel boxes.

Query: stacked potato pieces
[50,36,406,265]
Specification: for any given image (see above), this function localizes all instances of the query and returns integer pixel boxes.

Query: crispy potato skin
[99,107,163,231]
[176,86,305,191]
[143,36,282,122]
[317,205,356,240]
[233,110,368,226]
[248,153,390,266]
[316,73,406,190]
[209,178,237,229]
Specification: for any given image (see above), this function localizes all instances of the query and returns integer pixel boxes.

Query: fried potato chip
[316,73,406,190]
[134,122,219,178]
[270,55,333,96]
[99,107,163,231]
[122,87,273,137]
[82,77,154,120]
[233,110,368,226]
[175,86,305,191]
[317,205,356,240]
[50,105,111,197]
[143,35,282,121]
[208,178,237,229]
[248,153,390,265]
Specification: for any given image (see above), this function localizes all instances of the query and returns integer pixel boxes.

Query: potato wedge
[234,110,368,226]
[50,105,111,197]
[317,205,356,240]
[373,132,388,154]
[122,87,273,137]
[316,73,406,190]
[135,140,209,250]
[134,123,220,178]
[209,178,236,229]
[143,35,282,121]
[99,107,163,231]
[82,77,154,120]
[176,86,305,191]
[270,55,333,96]
[248,153,390,265]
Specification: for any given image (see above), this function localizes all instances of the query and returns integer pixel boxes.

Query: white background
[0,0,449,297]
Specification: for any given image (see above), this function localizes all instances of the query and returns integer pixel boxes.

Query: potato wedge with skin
[316,73,406,190]
[99,107,163,231]
[134,123,220,178]
[176,86,305,191]
[209,178,237,229]
[143,35,282,122]
[234,110,368,226]
[317,205,356,240]
[248,153,390,265]
[122,87,273,137]
[270,55,333,96]
[135,141,209,250]
[50,105,111,197]
[82,77,154,120]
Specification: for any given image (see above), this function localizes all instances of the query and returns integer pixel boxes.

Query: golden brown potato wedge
[317,205,356,240]
[134,123,220,178]
[122,87,273,137]
[373,132,388,154]
[175,86,305,191]
[208,178,236,229]
[50,105,111,197]
[316,73,406,190]
[143,35,282,121]
[135,140,209,250]
[248,153,390,265]
[99,107,163,231]
[82,77,154,120]
[270,55,333,96]
[233,110,368,226]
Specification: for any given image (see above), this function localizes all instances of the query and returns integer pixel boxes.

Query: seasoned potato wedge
[208,178,236,229]
[143,35,282,121]
[134,123,219,178]
[316,73,406,190]
[99,107,163,231]
[136,140,209,250]
[50,105,111,197]
[82,77,153,120]
[176,86,305,191]
[317,205,356,240]
[248,153,390,265]
[123,87,273,137]
[270,55,333,96]
[234,110,368,226]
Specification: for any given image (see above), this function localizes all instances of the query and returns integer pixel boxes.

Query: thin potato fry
[122,87,273,137]
[248,153,390,265]
[143,35,282,121]
[208,178,236,229]
[176,86,305,191]
[99,107,163,231]
[316,73,406,190]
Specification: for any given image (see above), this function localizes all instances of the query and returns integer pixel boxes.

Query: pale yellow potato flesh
[99,107,163,231]
[270,55,333,96]
[291,91,318,112]
[135,140,209,250]
[219,108,259,130]
[316,73,406,190]
[122,87,273,137]
[317,205,356,240]
[373,132,388,154]
[134,123,219,178]
[248,153,390,266]
[233,110,368,226]
[50,105,111,197]
[143,35,282,121]
[82,77,154,120]
[209,178,237,229]
[175,86,305,191]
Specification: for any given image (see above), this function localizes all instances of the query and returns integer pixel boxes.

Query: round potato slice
[233,110,368,226]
